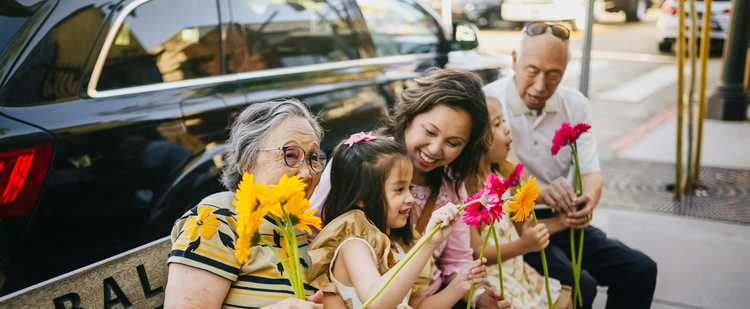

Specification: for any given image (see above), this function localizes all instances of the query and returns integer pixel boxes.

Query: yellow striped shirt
[168,191,315,308]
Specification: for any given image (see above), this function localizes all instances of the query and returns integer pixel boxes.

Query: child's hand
[425,203,459,245]
[475,288,513,309]
[448,258,487,294]
[520,216,549,254]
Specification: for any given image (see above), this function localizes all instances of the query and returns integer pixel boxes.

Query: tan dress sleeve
[308,210,396,294]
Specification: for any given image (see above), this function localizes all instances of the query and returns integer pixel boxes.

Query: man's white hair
[516,27,573,63]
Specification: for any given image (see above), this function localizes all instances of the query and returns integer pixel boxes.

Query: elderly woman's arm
[164,264,231,309]
[165,264,327,309]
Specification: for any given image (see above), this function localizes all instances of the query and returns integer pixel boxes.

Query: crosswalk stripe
[596,65,689,103]
[563,59,613,82]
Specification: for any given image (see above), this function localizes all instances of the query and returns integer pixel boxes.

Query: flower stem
[571,144,585,307]
[286,220,306,299]
[570,228,579,308]
[532,209,553,309]
[490,223,504,299]
[467,224,492,309]
[360,199,481,309]
[576,226,585,306]
[261,239,303,299]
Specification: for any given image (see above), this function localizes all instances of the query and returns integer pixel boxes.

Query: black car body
[0,0,506,295]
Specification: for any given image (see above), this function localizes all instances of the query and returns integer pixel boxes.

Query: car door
[225,0,393,152]
[0,0,240,288]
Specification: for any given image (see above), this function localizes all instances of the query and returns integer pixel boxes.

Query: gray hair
[516,28,572,63]
[220,98,324,190]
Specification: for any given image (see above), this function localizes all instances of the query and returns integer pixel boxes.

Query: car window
[356,0,441,56]
[96,0,222,91]
[0,1,45,54]
[2,2,102,106]
[228,0,374,73]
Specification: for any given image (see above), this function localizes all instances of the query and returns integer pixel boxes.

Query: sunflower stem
[286,218,306,299]
[532,209,554,309]
[490,223,504,300]
[260,239,303,299]
[273,214,304,299]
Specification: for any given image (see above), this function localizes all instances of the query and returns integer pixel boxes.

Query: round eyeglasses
[259,146,327,173]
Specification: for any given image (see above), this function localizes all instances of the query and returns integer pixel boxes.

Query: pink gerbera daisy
[551,122,573,155]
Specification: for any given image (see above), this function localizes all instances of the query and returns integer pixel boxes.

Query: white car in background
[656,0,732,53]
[500,0,647,31]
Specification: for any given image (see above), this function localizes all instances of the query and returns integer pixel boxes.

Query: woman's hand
[519,217,549,254]
[448,258,487,294]
[425,203,460,245]
[265,291,324,309]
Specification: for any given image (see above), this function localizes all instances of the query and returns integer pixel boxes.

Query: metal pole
[675,0,686,200]
[693,0,713,184]
[686,0,698,194]
[579,0,596,97]
[441,0,452,26]
[707,0,750,120]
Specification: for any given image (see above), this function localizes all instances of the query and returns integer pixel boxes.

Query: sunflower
[233,173,270,263]
[255,174,307,218]
[504,176,540,222]
[283,194,321,234]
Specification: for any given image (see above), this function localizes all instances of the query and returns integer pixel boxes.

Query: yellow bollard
[675,0,686,200]
[685,0,698,194]
[693,0,713,184]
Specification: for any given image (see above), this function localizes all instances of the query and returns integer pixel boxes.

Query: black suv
[0,0,505,295]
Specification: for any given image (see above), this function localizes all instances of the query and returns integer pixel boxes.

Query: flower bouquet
[233,173,321,299]
[551,122,591,308]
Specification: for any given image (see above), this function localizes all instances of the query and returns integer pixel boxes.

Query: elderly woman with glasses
[164,99,336,309]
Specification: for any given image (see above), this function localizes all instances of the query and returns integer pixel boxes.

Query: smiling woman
[164,98,335,309]
[307,68,510,308]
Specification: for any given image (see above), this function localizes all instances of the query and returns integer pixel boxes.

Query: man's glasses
[523,22,571,41]
[259,146,327,173]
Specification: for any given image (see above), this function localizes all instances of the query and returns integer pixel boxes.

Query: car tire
[625,0,648,22]
[658,41,673,53]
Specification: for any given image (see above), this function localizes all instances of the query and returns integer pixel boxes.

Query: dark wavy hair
[380,67,492,193]
[322,134,413,245]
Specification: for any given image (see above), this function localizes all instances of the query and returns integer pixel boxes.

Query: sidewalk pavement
[591,118,750,309]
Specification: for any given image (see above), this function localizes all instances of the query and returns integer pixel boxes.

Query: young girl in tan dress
[309,133,510,309]
[466,96,573,309]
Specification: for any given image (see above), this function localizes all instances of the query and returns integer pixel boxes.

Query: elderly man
[484,22,657,309]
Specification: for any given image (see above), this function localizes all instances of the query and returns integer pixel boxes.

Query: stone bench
[0,237,170,309]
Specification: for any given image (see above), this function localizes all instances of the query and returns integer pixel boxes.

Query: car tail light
[0,143,52,217]
[662,5,677,15]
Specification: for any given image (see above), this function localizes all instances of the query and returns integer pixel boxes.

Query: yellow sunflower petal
[506,176,540,222]
[284,195,320,235]
[234,173,257,213]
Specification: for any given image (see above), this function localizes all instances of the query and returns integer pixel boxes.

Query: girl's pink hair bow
[344,132,378,147]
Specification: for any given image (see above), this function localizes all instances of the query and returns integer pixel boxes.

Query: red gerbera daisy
[551,122,573,155]
[463,190,493,228]
[571,123,592,144]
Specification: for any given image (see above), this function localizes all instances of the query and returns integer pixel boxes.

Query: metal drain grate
[600,159,750,225]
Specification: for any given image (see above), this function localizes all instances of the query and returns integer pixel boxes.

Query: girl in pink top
[310,68,510,308]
